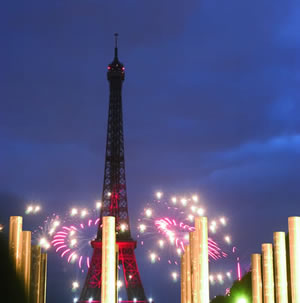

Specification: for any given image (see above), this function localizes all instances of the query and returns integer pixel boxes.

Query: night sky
[1,1,300,302]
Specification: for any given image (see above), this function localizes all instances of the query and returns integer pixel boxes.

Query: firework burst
[137,192,239,290]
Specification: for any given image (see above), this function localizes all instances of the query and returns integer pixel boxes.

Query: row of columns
[181,217,209,303]
[9,216,47,303]
[252,216,300,303]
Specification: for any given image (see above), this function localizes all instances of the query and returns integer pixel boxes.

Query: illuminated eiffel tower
[79,34,149,303]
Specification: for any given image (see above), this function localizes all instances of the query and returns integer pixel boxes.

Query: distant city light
[150,253,157,263]
[192,195,198,202]
[188,214,194,222]
[0,224,4,232]
[120,224,127,232]
[96,201,102,209]
[224,235,231,244]
[72,281,79,290]
[139,224,146,233]
[156,192,162,199]
[71,208,78,216]
[81,209,88,218]
[53,220,60,227]
[171,271,178,281]
[217,274,223,282]
[25,204,41,214]
[145,209,152,217]
[181,198,187,206]
[220,217,226,225]
[158,239,164,248]
[197,208,204,216]
[171,197,177,204]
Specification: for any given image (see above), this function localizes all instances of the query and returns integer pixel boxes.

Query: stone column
[189,231,198,303]
[185,244,192,303]
[251,254,262,303]
[195,217,209,303]
[101,216,116,303]
[22,231,31,298]
[288,217,300,303]
[39,253,47,303]
[9,216,23,274]
[262,243,275,303]
[181,251,187,303]
[31,245,41,303]
[273,232,288,303]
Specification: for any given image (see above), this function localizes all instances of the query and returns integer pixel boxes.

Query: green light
[236,298,247,303]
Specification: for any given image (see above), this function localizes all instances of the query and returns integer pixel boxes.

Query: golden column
[195,216,209,303]
[22,231,32,297]
[9,216,23,274]
[39,253,47,303]
[181,251,187,303]
[189,231,198,303]
[288,216,300,303]
[31,245,42,303]
[251,254,262,303]
[101,216,116,303]
[262,243,275,303]
[185,244,192,303]
[273,232,288,303]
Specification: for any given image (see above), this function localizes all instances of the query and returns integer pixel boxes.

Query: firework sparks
[137,191,238,289]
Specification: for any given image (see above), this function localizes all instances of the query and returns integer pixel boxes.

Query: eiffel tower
[79,34,149,303]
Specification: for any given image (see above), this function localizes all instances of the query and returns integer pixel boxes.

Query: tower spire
[114,32,119,60]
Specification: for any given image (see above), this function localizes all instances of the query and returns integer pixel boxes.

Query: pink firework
[51,218,100,270]
[155,217,227,260]
[137,192,238,288]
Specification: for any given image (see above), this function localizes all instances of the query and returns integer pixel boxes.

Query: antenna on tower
[114,33,119,60]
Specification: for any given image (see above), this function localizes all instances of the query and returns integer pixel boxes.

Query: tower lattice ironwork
[79,34,149,303]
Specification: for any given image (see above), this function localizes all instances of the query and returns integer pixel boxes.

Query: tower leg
[119,242,147,302]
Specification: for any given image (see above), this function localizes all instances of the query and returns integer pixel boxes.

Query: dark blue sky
[1,0,300,302]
